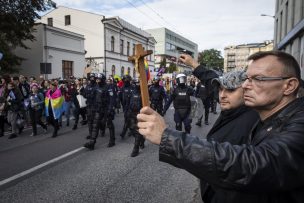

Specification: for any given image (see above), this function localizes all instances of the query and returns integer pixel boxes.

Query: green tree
[198,49,224,72]
[159,57,167,69]
[165,62,178,73]
[0,0,56,74]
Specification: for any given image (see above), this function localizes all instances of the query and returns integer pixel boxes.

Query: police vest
[173,86,191,109]
[95,85,109,107]
[198,83,207,100]
[130,89,142,112]
[85,84,96,105]
[150,86,162,101]
[122,86,132,103]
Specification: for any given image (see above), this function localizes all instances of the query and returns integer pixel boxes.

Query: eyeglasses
[243,76,291,84]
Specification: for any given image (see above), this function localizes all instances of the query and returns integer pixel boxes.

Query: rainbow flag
[144,58,150,81]
[45,89,64,119]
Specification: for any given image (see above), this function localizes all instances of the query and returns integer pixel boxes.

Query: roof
[43,6,153,40]
[41,6,104,18]
[225,40,274,50]
[108,16,153,39]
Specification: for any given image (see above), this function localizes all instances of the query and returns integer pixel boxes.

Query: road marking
[0,147,85,186]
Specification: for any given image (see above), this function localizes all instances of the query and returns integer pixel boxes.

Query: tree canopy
[198,49,224,72]
[0,0,56,74]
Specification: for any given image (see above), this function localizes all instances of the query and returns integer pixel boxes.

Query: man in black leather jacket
[201,70,259,202]
[137,51,304,203]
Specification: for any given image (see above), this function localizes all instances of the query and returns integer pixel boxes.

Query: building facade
[14,23,85,79]
[274,0,304,78]
[102,17,155,79]
[224,41,273,72]
[145,28,198,77]
[39,6,155,78]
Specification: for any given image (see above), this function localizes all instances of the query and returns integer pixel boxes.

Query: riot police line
[0,73,218,157]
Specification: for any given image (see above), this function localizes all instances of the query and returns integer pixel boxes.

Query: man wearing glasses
[137,51,304,202]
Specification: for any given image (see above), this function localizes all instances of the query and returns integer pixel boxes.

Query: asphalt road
[0,106,219,203]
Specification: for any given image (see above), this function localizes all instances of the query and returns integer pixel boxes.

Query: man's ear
[283,78,299,96]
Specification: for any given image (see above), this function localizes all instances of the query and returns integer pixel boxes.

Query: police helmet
[133,78,140,85]
[133,78,140,90]
[176,73,186,85]
[95,73,106,85]
[88,73,96,80]
[122,75,132,82]
[96,73,106,80]
[153,76,160,82]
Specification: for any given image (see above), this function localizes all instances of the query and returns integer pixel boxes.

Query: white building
[39,6,155,78]
[224,41,273,72]
[145,28,198,76]
[102,17,156,78]
[274,0,304,78]
[14,23,85,79]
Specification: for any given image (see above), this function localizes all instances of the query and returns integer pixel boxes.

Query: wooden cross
[128,44,153,107]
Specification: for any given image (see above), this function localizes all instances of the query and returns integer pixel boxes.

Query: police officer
[195,80,211,126]
[82,73,97,140]
[99,77,117,139]
[149,76,167,115]
[84,73,115,150]
[129,78,145,157]
[119,75,133,138]
[163,73,194,134]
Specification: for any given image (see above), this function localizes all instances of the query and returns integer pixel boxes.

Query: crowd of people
[0,70,219,157]
[3,50,303,202]
[0,75,90,139]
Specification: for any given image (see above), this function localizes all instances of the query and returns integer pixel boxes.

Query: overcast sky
[52,0,276,52]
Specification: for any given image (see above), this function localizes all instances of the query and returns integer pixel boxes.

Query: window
[285,2,288,35]
[291,0,295,26]
[127,42,130,56]
[280,11,283,41]
[127,67,131,75]
[300,35,304,70]
[65,15,71,25]
[62,61,73,79]
[112,65,116,76]
[47,18,53,26]
[111,36,115,52]
[275,19,279,44]
[133,67,136,78]
[166,43,171,50]
[120,39,124,54]
[302,0,304,19]
[121,66,124,77]
[171,44,176,51]
[133,44,135,55]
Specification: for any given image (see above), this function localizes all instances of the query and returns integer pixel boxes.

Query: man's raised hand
[137,106,167,145]
[179,54,199,69]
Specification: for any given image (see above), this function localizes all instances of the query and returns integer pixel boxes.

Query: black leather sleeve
[159,116,304,193]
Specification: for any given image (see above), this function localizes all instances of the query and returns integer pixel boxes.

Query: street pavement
[0,106,219,203]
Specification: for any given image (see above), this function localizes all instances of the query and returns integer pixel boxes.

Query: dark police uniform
[84,74,115,149]
[149,82,167,116]
[119,75,133,138]
[128,82,145,157]
[82,74,97,140]
[164,74,194,133]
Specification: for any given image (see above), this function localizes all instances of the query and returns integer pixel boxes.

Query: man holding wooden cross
[137,50,304,203]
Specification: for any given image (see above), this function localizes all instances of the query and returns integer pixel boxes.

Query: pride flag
[144,58,150,81]
[45,89,64,119]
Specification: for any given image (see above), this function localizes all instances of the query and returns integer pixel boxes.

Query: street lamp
[261,14,275,18]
